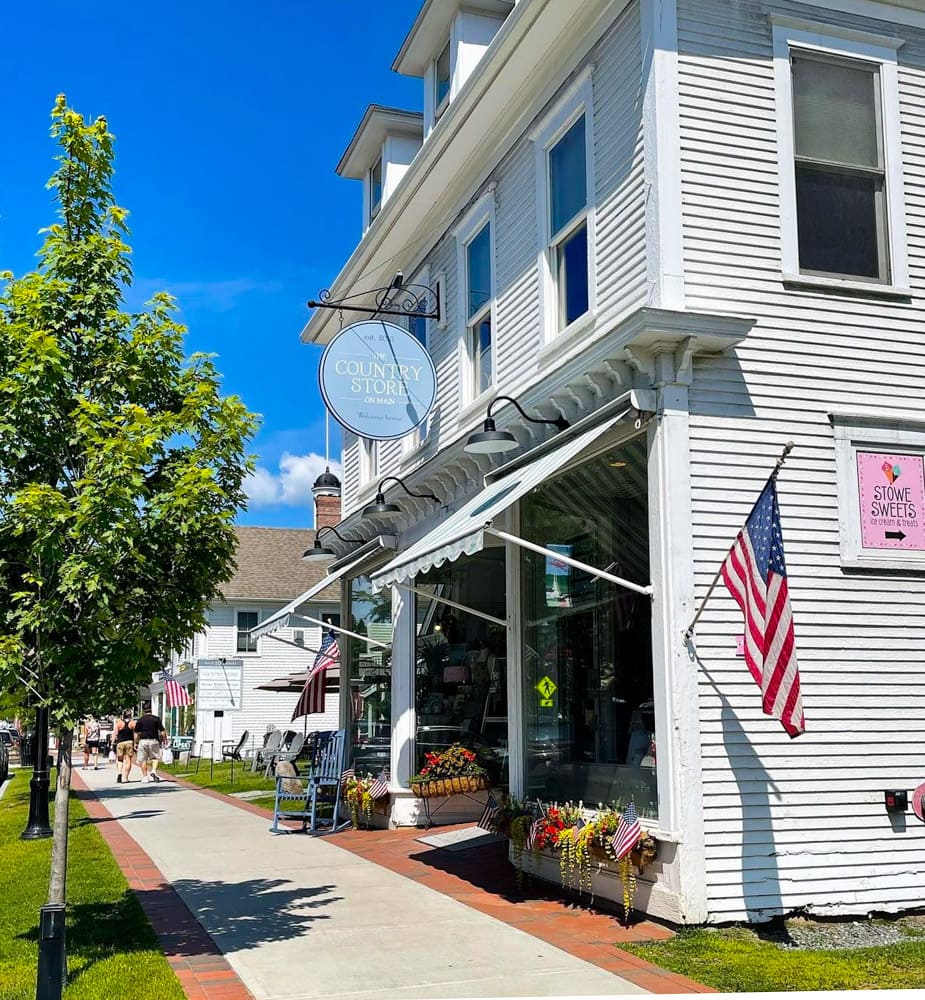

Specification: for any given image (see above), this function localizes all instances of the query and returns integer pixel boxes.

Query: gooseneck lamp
[362,476,440,519]
[464,395,571,455]
[302,525,358,562]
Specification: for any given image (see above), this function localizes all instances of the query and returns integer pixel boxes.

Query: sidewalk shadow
[74,808,165,826]
[165,876,342,951]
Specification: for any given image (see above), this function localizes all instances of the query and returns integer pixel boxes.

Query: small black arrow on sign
[885,530,907,541]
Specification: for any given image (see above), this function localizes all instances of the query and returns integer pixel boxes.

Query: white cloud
[245,452,341,509]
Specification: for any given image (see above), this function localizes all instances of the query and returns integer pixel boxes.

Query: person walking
[82,715,101,770]
[133,708,167,783]
[112,710,136,784]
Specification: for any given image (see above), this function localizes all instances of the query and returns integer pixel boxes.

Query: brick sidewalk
[171,776,714,995]
[72,771,254,1000]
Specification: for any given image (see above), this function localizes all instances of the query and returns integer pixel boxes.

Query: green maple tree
[0,96,258,970]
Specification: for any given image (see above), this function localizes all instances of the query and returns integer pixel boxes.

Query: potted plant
[409,743,489,797]
[342,773,376,828]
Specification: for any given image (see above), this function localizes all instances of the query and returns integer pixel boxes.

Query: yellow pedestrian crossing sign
[536,675,557,707]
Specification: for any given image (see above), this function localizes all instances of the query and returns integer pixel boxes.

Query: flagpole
[682,441,794,643]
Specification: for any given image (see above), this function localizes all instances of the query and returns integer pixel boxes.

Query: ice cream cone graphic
[882,461,901,484]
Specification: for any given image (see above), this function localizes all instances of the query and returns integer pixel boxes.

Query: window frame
[358,437,377,487]
[434,40,451,121]
[368,155,383,224]
[235,609,260,654]
[532,68,596,344]
[772,18,908,293]
[454,192,497,411]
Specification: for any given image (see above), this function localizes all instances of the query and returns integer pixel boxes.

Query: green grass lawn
[624,924,925,991]
[161,757,279,796]
[0,773,184,1000]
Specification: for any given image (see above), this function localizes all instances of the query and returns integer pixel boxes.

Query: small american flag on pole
[611,802,642,861]
[292,631,339,721]
[368,768,390,799]
[164,677,191,708]
[721,478,805,738]
[477,793,501,831]
[525,817,542,851]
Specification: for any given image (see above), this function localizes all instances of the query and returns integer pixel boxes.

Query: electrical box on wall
[884,790,908,813]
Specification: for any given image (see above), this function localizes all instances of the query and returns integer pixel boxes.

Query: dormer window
[369,156,383,222]
[434,41,451,120]
[336,106,423,234]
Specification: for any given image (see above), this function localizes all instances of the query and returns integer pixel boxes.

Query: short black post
[21,706,51,840]
[36,903,66,999]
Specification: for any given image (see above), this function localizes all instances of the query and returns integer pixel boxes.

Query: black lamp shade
[465,416,518,455]
[303,539,336,561]
[362,493,402,518]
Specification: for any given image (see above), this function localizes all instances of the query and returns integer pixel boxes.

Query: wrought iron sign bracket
[307,271,440,322]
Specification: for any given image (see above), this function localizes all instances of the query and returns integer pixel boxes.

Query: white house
[156,471,343,758]
[279,0,925,925]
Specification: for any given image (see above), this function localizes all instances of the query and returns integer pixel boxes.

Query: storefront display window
[347,576,393,775]
[413,547,508,787]
[520,434,657,817]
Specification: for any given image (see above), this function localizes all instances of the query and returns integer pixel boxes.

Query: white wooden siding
[679,0,925,921]
[340,1,647,516]
[194,601,340,758]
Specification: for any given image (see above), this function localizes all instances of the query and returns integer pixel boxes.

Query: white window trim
[367,153,383,231]
[403,266,432,457]
[454,191,497,410]
[772,19,909,293]
[831,411,925,571]
[434,270,448,329]
[434,39,452,123]
[358,437,377,488]
[235,609,261,655]
[532,66,596,344]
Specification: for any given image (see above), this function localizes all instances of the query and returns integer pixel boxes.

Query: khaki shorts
[136,738,161,764]
[116,740,135,760]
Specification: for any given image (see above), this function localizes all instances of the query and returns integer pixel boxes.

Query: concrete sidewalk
[77,765,648,1000]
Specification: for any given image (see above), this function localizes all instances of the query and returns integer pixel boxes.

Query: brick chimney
[312,466,342,530]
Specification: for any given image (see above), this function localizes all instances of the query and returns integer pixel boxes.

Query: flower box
[411,774,489,798]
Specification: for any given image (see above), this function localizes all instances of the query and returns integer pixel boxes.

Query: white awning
[370,408,633,591]
[252,552,367,640]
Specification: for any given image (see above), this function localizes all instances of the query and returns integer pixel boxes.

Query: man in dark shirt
[132,711,166,783]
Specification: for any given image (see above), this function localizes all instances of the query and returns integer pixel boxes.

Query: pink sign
[856,451,925,551]
[735,635,745,656]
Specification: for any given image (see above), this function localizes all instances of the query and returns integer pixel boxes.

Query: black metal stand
[35,902,66,999]
[420,789,488,830]
[21,706,51,840]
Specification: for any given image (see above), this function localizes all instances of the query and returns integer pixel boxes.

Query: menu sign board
[856,451,925,552]
[196,658,244,712]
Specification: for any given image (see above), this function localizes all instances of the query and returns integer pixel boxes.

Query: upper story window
[464,221,494,400]
[236,610,258,653]
[435,41,451,120]
[533,69,595,341]
[369,156,383,222]
[549,114,590,329]
[772,20,908,291]
[403,272,432,455]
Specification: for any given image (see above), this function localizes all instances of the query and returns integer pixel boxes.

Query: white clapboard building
[284,0,925,924]
[158,471,343,759]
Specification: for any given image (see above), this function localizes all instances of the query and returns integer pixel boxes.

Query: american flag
[611,802,642,860]
[341,767,355,785]
[721,478,805,738]
[368,767,390,799]
[477,793,501,831]
[164,677,191,708]
[525,817,542,851]
[292,631,340,721]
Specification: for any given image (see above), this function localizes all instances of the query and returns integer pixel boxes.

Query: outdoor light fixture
[362,476,440,519]
[464,395,570,455]
[302,525,358,562]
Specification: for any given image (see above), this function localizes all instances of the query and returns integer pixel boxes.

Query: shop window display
[413,547,508,787]
[347,576,393,775]
[520,434,657,817]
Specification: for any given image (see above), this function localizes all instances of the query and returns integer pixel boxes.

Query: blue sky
[1,1,423,527]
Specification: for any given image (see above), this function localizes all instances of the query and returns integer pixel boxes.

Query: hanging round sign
[318,319,437,441]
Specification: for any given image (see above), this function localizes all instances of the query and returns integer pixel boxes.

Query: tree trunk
[48,726,72,905]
